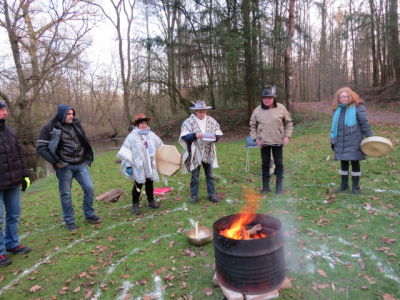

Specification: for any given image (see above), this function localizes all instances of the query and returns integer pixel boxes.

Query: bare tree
[90,0,138,124]
[0,0,95,149]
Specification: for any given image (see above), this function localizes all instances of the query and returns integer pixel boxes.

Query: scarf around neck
[134,127,155,156]
[330,103,357,143]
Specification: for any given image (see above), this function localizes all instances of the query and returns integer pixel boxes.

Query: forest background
[0,0,399,151]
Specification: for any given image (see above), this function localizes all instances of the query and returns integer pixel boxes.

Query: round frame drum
[361,136,393,157]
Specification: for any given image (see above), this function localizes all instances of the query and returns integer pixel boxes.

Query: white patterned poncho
[179,114,223,173]
[117,129,164,183]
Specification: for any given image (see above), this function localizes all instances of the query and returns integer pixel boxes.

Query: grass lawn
[1,113,399,300]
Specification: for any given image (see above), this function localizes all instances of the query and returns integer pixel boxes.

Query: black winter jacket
[36,104,94,167]
[0,119,29,190]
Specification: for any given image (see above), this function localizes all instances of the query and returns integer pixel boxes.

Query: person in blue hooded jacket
[36,104,101,230]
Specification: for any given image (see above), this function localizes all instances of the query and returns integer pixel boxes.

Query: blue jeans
[55,163,95,224]
[190,163,216,199]
[0,186,21,254]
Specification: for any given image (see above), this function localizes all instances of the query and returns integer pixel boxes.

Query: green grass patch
[1,114,399,299]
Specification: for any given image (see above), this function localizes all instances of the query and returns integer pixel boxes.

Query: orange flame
[219,188,266,240]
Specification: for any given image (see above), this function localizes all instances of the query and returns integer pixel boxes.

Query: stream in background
[26,138,124,181]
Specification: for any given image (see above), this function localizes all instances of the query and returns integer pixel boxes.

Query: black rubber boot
[337,175,349,193]
[352,176,360,194]
[145,179,159,208]
[148,201,160,208]
[132,185,141,215]
[132,203,140,215]
[260,176,271,195]
[275,178,283,195]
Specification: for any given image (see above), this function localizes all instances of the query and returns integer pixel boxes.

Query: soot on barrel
[213,213,285,294]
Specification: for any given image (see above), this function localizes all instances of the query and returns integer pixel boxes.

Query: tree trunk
[388,0,400,81]
[368,0,379,86]
[317,0,327,101]
[284,0,296,113]
[242,0,256,117]
[349,0,358,87]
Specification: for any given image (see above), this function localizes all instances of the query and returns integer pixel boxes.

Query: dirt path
[295,101,400,125]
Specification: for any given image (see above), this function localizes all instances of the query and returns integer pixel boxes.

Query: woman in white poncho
[117,113,164,215]
[179,100,223,203]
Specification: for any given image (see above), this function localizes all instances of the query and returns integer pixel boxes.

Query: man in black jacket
[37,104,101,230]
[0,101,31,267]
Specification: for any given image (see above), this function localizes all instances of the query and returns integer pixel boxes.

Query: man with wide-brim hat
[249,85,293,195]
[179,100,223,203]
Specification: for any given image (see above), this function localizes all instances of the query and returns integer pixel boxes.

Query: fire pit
[213,213,285,294]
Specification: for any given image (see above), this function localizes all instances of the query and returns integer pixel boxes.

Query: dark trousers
[190,162,216,199]
[261,145,283,179]
[340,160,360,173]
[132,179,154,204]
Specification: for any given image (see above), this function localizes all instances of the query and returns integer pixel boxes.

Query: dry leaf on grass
[29,285,42,292]
[381,237,396,245]
[204,287,213,296]
[184,249,196,257]
[84,287,93,299]
[317,269,328,277]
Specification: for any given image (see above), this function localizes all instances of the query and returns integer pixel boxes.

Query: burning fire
[219,188,267,240]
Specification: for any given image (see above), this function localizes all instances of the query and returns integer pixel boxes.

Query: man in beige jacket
[249,86,293,194]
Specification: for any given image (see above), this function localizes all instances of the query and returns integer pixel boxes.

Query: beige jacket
[249,103,293,145]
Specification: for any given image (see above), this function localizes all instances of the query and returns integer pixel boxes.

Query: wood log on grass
[96,188,123,203]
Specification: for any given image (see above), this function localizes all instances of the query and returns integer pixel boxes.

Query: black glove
[21,177,31,192]
[331,144,334,151]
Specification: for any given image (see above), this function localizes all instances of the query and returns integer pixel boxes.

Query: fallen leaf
[312,283,330,291]
[84,288,93,299]
[204,287,213,296]
[364,275,376,284]
[138,279,148,285]
[29,285,42,292]
[59,286,68,295]
[154,266,168,275]
[96,245,108,252]
[184,249,196,257]
[317,269,328,277]
[381,237,396,245]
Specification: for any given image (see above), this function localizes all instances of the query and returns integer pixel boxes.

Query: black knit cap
[0,101,6,109]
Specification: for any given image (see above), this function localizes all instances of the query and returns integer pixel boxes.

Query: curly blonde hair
[331,87,363,111]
